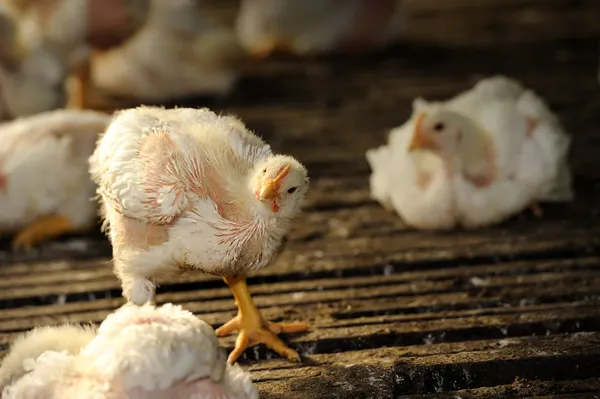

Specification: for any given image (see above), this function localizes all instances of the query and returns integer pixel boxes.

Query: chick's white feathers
[367,118,455,230]
[366,75,572,229]
[236,0,406,56]
[2,303,258,399]
[90,106,308,305]
[91,107,274,225]
[0,325,95,390]
[0,109,111,232]
[90,0,243,103]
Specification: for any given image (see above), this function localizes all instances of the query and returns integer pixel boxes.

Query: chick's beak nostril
[257,164,291,201]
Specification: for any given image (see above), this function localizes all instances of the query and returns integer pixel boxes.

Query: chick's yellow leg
[66,58,91,110]
[12,215,73,250]
[217,275,308,364]
[248,40,292,59]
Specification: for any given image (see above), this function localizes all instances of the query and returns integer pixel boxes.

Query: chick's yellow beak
[408,112,436,152]
[258,164,291,201]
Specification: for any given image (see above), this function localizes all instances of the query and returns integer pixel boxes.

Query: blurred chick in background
[366,76,573,229]
[0,109,111,249]
[0,0,243,116]
[76,0,245,112]
[1,303,258,399]
[0,0,147,119]
[236,0,407,57]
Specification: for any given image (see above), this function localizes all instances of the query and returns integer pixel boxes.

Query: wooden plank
[1,254,598,322]
[253,332,600,398]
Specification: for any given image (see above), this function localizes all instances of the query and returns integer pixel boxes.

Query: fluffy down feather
[366,75,573,229]
[0,109,111,235]
[89,106,309,305]
[1,303,258,399]
[0,325,95,390]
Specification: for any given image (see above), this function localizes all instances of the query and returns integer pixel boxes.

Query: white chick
[235,0,406,57]
[0,109,111,249]
[0,0,88,118]
[77,0,245,111]
[2,303,258,399]
[0,0,148,118]
[89,106,310,364]
[0,325,95,390]
[366,76,573,230]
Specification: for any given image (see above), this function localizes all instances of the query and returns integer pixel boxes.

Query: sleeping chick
[235,0,406,57]
[366,76,572,229]
[1,303,258,399]
[76,0,245,111]
[90,106,310,364]
[0,109,111,249]
[0,325,95,390]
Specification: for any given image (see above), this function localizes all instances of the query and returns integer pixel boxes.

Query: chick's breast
[90,106,277,277]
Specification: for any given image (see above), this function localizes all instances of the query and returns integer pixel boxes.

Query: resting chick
[0,0,146,118]
[90,106,310,364]
[76,0,244,111]
[235,0,406,57]
[0,109,111,249]
[0,325,95,390]
[366,76,573,229]
[1,303,258,399]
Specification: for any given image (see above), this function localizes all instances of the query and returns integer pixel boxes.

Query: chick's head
[408,108,473,157]
[249,155,308,219]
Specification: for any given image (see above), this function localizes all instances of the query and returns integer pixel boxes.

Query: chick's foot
[217,275,308,364]
[12,215,74,250]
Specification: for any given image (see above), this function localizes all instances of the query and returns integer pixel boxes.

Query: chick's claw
[216,317,307,364]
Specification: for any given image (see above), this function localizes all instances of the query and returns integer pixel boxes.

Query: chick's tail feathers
[517,90,574,202]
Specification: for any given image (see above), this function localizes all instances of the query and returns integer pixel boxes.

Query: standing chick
[1,303,258,399]
[235,0,406,57]
[0,109,111,249]
[366,76,573,229]
[89,106,310,364]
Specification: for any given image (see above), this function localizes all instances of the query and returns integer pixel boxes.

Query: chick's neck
[454,126,497,187]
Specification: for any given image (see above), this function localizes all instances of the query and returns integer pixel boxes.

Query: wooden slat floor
[3,1,600,398]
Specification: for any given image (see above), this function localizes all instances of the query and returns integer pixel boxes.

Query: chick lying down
[0,109,111,249]
[0,303,258,399]
[366,75,573,230]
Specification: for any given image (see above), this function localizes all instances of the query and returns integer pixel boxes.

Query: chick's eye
[433,123,445,132]
[287,186,298,194]
[262,168,267,173]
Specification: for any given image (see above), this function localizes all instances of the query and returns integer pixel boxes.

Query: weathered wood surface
[2,1,600,398]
